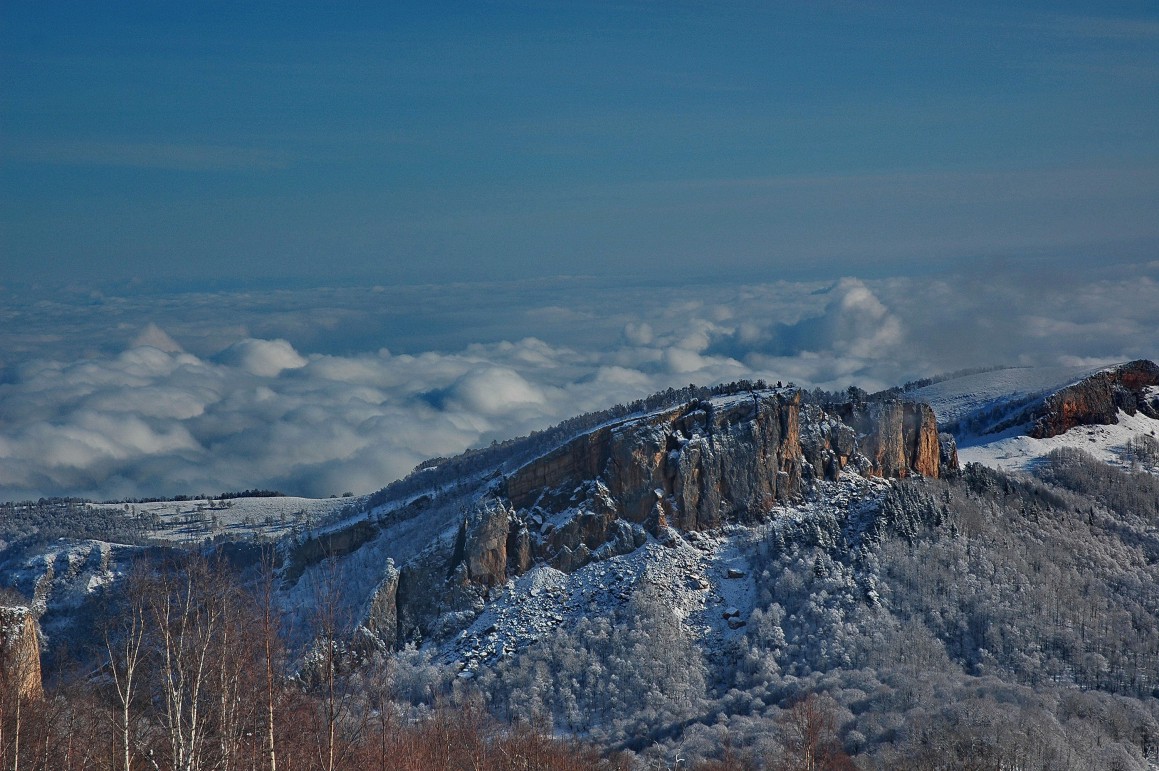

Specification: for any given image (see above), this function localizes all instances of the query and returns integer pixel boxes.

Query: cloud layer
[1,271,1157,500]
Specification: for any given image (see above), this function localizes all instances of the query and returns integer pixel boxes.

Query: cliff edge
[1027,360,1159,439]
[355,388,956,648]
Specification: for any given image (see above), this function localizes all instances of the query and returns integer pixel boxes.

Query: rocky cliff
[0,605,42,701]
[355,389,956,650]
[1027,360,1159,439]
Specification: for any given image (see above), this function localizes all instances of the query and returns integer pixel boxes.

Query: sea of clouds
[2,268,1157,500]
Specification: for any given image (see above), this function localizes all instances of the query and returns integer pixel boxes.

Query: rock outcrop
[1027,360,1159,439]
[372,388,956,648]
[0,605,42,701]
[459,499,514,588]
[826,401,943,479]
[363,561,400,650]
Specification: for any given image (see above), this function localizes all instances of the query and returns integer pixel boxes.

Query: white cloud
[442,367,548,418]
[0,274,1156,500]
[623,322,654,346]
[217,338,308,377]
[132,322,184,353]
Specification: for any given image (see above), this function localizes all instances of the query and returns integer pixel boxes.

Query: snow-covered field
[89,495,364,542]
[904,362,1159,475]
[908,364,1101,428]
[958,409,1159,474]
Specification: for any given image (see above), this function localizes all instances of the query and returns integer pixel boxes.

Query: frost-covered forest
[470,451,1159,768]
[4,450,1159,769]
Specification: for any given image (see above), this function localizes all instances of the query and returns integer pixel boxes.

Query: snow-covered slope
[907,364,1101,429]
[443,474,889,679]
[914,363,1159,474]
[88,495,361,542]
[958,408,1159,473]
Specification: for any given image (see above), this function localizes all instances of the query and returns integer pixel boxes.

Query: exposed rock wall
[363,561,400,649]
[503,392,807,534]
[1028,360,1159,439]
[377,389,957,649]
[462,501,513,587]
[830,401,942,479]
[285,520,379,584]
[0,606,42,701]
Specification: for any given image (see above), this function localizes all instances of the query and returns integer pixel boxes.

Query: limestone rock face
[504,428,614,509]
[859,401,910,478]
[831,401,943,479]
[462,500,513,588]
[0,606,42,701]
[907,403,943,478]
[491,390,952,585]
[363,561,400,649]
[504,392,807,536]
[1028,360,1159,439]
[395,546,485,645]
[377,388,955,648]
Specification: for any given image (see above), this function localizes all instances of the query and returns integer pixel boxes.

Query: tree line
[0,550,636,771]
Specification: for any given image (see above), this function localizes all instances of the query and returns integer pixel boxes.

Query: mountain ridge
[285,385,958,653]
[6,363,1159,768]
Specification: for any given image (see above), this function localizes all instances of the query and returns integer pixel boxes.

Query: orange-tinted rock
[907,402,942,478]
[832,400,947,479]
[1028,360,1159,439]
[0,606,42,701]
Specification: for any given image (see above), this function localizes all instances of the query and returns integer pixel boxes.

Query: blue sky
[3,1,1157,287]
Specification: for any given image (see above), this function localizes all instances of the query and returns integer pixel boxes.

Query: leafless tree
[774,695,856,771]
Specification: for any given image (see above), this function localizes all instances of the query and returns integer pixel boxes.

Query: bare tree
[774,695,856,771]
[257,549,282,771]
[139,554,240,771]
[104,570,148,771]
[306,555,359,771]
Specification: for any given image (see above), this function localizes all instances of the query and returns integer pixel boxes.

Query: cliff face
[504,392,805,535]
[0,606,42,701]
[1028,360,1159,439]
[370,389,956,649]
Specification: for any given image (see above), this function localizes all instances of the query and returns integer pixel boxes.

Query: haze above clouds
[2,273,1156,501]
[2,3,1157,285]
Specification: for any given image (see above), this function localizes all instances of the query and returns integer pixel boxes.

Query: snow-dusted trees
[478,581,708,742]
[9,549,623,771]
[11,441,1159,768]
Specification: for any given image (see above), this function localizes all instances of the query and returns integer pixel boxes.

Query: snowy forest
[4,446,1159,769]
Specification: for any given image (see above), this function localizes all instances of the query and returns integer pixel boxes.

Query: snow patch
[909,364,1104,428]
[959,409,1159,473]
